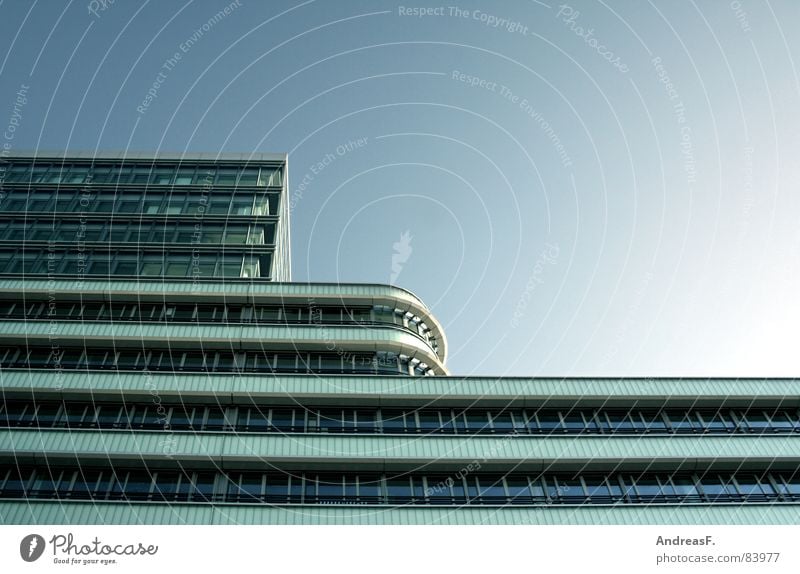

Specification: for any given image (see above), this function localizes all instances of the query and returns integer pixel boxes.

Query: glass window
[152,168,174,185]
[252,196,269,216]
[669,476,698,498]
[699,475,728,499]
[477,477,506,502]
[583,477,612,500]
[505,477,531,503]
[633,477,662,499]
[464,411,490,433]
[239,168,259,185]
[165,261,189,276]
[152,472,179,500]
[733,476,770,497]
[225,226,249,244]
[90,166,113,183]
[238,473,264,501]
[386,477,413,501]
[231,200,252,215]
[208,200,229,215]
[265,474,290,501]
[640,411,668,432]
[667,411,699,433]
[316,474,343,501]
[195,168,216,185]
[534,411,562,433]
[124,471,154,500]
[700,410,735,432]
[175,168,194,185]
[269,409,294,430]
[190,472,216,502]
[381,410,406,433]
[358,477,381,500]
[140,261,162,275]
[743,411,773,432]
[417,411,440,432]
[245,408,269,431]
[132,167,151,183]
[216,169,239,185]
[261,168,282,186]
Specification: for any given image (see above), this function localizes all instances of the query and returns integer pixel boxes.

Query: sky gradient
[1,0,798,378]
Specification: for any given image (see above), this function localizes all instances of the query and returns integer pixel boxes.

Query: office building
[0,152,798,524]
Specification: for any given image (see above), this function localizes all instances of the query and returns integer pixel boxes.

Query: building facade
[0,152,798,525]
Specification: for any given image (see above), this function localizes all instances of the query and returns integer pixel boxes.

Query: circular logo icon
[20,534,46,562]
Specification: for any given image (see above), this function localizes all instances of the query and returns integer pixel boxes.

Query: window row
[0,347,435,376]
[0,189,280,216]
[0,162,283,187]
[1,400,795,434]
[0,220,276,245]
[0,302,436,348]
[2,467,798,505]
[0,249,271,278]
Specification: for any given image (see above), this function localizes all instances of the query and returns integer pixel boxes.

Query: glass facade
[0,161,282,187]
[2,466,797,506]
[0,347,433,376]
[0,155,287,279]
[3,401,797,435]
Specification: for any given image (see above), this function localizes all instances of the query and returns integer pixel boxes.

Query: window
[175,168,194,185]
[219,257,242,277]
[165,261,189,276]
[260,168,282,186]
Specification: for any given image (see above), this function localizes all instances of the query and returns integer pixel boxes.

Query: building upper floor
[0,151,292,280]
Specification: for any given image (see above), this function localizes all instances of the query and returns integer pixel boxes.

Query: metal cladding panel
[0,320,430,347]
[3,371,799,407]
[0,430,227,462]
[2,501,799,525]
[0,279,428,309]
[4,430,800,469]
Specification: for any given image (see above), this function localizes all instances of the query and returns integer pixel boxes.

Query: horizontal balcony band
[0,242,276,250]
[0,214,280,221]
[3,500,796,525]
[2,429,799,472]
[1,150,287,163]
[0,213,280,221]
[1,371,796,409]
[0,322,442,371]
[0,278,446,362]
[0,278,430,311]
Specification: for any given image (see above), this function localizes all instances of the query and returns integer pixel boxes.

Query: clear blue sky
[1,0,798,378]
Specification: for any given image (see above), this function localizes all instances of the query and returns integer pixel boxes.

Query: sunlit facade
[0,152,797,525]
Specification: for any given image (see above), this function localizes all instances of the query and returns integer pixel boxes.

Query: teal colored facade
[1,152,799,524]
